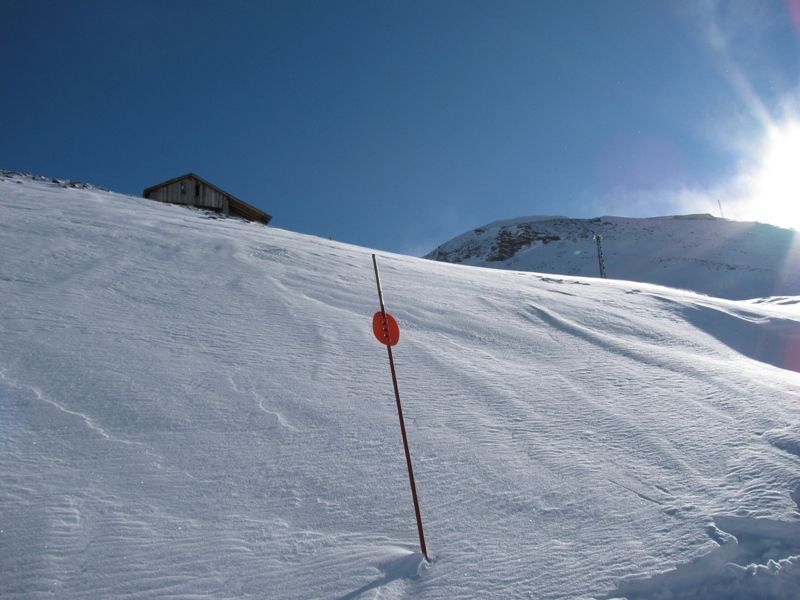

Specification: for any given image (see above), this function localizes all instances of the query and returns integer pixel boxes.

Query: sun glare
[743,119,800,230]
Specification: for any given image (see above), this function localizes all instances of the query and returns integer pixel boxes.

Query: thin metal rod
[371,254,429,561]
[594,235,607,279]
[372,254,387,314]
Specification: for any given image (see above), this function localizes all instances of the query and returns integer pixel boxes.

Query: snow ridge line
[0,369,111,440]
[227,373,298,432]
[0,369,157,456]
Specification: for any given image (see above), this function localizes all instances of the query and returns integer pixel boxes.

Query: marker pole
[594,235,607,279]
[371,254,429,561]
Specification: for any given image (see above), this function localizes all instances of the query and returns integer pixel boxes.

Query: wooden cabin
[143,173,272,224]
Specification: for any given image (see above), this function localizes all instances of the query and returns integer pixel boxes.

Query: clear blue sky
[3,0,799,254]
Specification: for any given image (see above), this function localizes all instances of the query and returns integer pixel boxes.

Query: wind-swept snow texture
[1,172,800,599]
[426,215,800,300]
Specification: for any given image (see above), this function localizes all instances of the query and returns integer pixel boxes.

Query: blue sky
[2,0,799,254]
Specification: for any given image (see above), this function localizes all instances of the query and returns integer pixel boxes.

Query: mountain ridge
[425,214,800,300]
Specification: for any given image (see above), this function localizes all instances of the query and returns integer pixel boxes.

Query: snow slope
[1,173,799,599]
[425,215,800,300]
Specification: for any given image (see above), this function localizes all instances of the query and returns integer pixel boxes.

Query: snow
[425,215,800,300]
[1,172,799,599]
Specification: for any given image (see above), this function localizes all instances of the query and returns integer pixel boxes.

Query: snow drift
[1,172,799,599]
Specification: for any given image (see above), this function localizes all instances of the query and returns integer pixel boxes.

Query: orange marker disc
[372,311,400,346]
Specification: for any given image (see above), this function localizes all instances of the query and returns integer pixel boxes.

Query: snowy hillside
[425,215,800,300]
[1,172,800,599]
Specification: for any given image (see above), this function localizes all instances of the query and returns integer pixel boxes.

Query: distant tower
[594,235,607,279]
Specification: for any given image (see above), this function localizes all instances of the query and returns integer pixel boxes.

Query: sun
[743,118,800,230]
